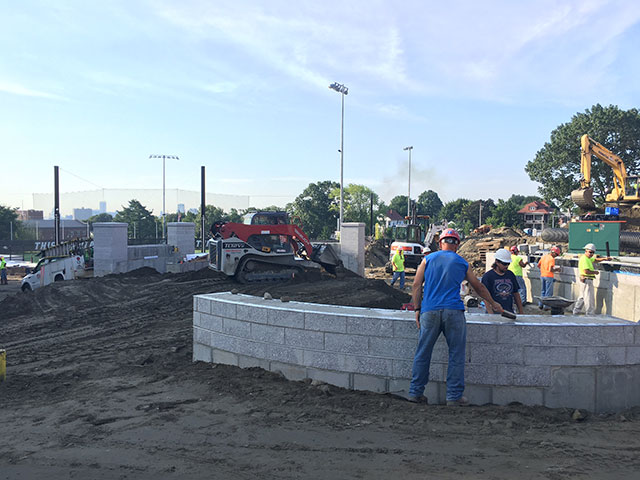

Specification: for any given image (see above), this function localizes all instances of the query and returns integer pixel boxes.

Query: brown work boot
[407,395,428,404]
[446,396,470,406]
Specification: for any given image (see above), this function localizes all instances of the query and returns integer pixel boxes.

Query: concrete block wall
[193,292,640,413]
[93,223,128,277]
[167,222,195,256]
[339,222,365,276]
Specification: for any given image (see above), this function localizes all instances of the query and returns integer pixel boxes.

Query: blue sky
[2,0,640,215]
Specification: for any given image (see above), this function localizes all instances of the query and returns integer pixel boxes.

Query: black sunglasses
[496,260,510,266]
[442,237,459,245]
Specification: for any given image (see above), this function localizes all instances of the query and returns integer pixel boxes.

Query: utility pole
[403,146,413,217]
[149,154,179,241]
[329,82,349,234]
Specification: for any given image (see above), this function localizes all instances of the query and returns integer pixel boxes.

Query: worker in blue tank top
[408,229,503,406]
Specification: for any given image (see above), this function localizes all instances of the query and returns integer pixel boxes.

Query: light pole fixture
[149,154,179,240]
[403,146,413,218]
[329,82,348,233]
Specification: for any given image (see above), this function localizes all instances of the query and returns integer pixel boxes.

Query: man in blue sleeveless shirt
[408,229,503,406]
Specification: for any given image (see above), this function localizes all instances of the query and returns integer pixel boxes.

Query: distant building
[22,219,88,242]
[518,201,552,230]
[188,208,198,215]
[73,207,93,221]
[99,201,107,213]
[17,209,44,221]
[384,209,407,228]
[177,203,185,214]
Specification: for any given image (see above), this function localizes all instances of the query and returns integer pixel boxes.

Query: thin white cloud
[0,81,67,100]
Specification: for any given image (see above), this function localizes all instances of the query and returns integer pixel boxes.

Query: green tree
[525,104,640,209]
[114,200,157,239]
[334,184,384,235]
[485,199,523,228]
[88,213,113,223]
[0,205,19,240]
[287,180,339,239]
[439,198,471,224]
[388,195,408,216]
[416,190,443,218]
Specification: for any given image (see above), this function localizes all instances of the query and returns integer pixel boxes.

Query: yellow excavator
[571,134,640,210]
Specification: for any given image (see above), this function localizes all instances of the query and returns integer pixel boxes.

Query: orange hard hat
[440,228,461,242]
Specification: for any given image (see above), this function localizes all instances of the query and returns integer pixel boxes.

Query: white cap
[422,246,431,253]
[583,243,596,252]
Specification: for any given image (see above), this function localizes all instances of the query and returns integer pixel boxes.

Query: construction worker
[0,256,7,285]
[573,243,611,315]
[508,245,529,305]
[408,229,503,406]
[482,249,524,315]
[390,247,406,289]
[537,246,562,310]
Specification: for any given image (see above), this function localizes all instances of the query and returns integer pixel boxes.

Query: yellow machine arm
[572,134,628,208]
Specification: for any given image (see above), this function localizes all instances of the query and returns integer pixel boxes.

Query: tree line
[2,103,639,240]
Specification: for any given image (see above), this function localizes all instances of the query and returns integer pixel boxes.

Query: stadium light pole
[329,82,348,234]
[404,146,413,218]
[149,154,179,240]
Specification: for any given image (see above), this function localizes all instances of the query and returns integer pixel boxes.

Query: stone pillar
[93,222,128,277]
[167,222,195,256]
[340,222,365,277]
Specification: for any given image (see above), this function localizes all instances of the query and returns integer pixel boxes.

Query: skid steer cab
[208,211,342,283]
[21,255,85,292]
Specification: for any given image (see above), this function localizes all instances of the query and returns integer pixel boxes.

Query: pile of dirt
[365,239,389,267]
[458,228,534,277]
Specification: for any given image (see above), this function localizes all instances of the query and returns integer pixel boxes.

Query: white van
[21,255,85,292]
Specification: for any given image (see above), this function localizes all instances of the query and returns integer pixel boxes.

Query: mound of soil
[365,239,390,268]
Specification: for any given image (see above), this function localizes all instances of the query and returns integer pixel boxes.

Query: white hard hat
[495,248,512,264]
[583,243,597,252]
[422,246,431,253]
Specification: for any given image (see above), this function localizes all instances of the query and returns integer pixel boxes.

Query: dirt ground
[1,267,639,479]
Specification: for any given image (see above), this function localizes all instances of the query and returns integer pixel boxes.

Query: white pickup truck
[21,255,86,292]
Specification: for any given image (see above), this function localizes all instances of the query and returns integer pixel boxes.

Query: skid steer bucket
[571,187,596,210]
[311,244,342,275]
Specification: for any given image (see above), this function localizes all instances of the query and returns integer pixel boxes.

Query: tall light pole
[149,154,179,240]
[329,82,348,233]
[403,146,413,218]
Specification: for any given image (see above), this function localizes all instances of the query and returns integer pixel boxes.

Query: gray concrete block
[469,343,524,365]
[428,362,446,382]
[234,339,268,359]
[238,355,269,370]
[388,378,410,396]
[345,355,393,376]
[268,309,305,328]
[209,332,237,352]
[251,323,285,344]
[210,300,237,319]
[211,348,239,366]
[237,304,268,324]
[346,317,393,336]
[193,327,212,346]
[196,296,211,315]
[306,368,350,389]
[269,361,307,381]
[199,313,224,333]
[576,346,626,365]
[424,381,444,404]
[429,338,449,363]
[546,326,613,346]
[626,346,640,363]
[325,333,368,354]
[524,346,577,365]
[392,359,413,379]
[596,365,640,413]
[492,386,544,407]
[545,367,596,411]
[285,328,324,349]
[497,325,551,346]
[368,337,417,359]
[393,319,418,339]
[193,343,212,363]
[304,313,347,333]
[496,365,552,387]
[467,323,498,343]
[462,384,493,406]
[465,364,498,385]
[222,318,251,338]
[267,344,304,365]
[303,350,347,370]
[353,374,388,393]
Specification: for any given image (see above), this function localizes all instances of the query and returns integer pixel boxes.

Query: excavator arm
[572,134,628,209]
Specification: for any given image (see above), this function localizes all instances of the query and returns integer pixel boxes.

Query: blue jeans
[539,277,554,307]
[391,271,405,288]
[515,276,527,303]
[409,309,466,401]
